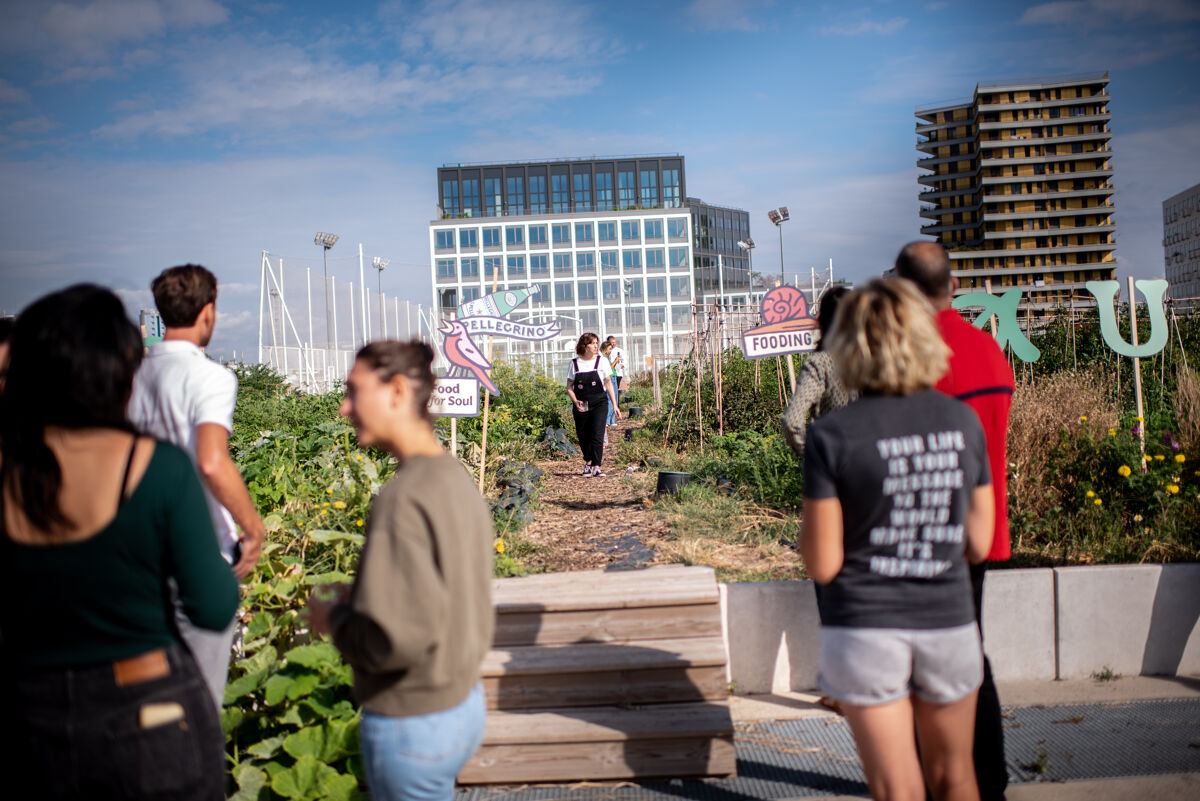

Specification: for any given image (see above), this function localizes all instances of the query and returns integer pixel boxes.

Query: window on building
[507,255,525,277]
[646,249,665,269]
[482,227,501,247]
[646,278,666,298]
[505,226,524,246]
[442,180,460,217]
[436,259,456,279]
[580,309,599,330]
[668,218,687,239]
[639,169,658,207]
[618,170,636,209]
[573,173,591,211]
[663,169,681,208]
[462,178,480,217]
[484,256,502,277]
[596,172,613,211]
[669,247,689,268]
[575,223,594,244]
[578,282,597,303]
[601,250,618,272]
[435,230,454,249]
[603,280,621,301]
[576,252,595,272]
[597,221,616,242]
[552,223,570,245]
[553,253,572,275]
[672,306,690,326]
[529,254,548,274]
[459,228,478,248]
[439,288,457,308]
[648,306,666,326]
[644,219,663,239]
[532,283,551,306]
[529,175,547,214]
[621,220,640,241]
[604,309,620,330]
[506,176,524,216]
[460,257,479,278]
[623,250,641,270]
[484,178,502,217]
[625,278,643,299]
[670,276,691,299]
[529,225,547,245]
[462,286,481,302]
[551,174,570,213]
[626,307,645,328]
[554,283,574,303]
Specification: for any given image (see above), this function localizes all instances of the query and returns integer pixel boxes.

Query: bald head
[894,241,954,309]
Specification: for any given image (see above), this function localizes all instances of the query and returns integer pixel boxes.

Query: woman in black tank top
[565,333,622,477]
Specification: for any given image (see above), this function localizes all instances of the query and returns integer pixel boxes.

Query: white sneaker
[581,465,593,476]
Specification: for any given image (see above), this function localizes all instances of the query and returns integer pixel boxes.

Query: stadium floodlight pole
[767,208,789,286]
[314,233,339,368]
[372,257,389,339]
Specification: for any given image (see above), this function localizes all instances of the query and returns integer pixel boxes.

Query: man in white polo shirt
[605,335,626,406]
[128,264,264,711]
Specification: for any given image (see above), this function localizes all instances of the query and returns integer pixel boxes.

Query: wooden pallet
[459,565,735,784]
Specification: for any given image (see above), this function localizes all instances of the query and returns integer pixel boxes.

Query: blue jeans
[358,684,487,801]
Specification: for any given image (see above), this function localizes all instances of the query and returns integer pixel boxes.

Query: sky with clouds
[1,0,1198,359]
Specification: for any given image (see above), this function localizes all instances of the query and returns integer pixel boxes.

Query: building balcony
[983,224,1115,240]
[920,186,978,202]
[983,203,1113,223]
[979,147,1112,167]
[979,112,1110,132]
[915,114,977,135]
[982,186,1113,204]
[980,167,1114,186]
[920,201,983,220]
[977,94,1110,113]
[921,221,981,236]
[917,134,977,153]
[948,241,1115,260]
[917,150,979,169]
[919,168,980,186]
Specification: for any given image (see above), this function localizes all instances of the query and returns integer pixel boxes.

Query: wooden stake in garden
[694,303,704,456]
[478,272,498,492]
[1128,276,1147,465]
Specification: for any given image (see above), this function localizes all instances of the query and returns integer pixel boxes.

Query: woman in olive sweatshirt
[307,340,495,801]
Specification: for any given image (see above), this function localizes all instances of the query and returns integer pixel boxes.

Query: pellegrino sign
[742,286,820,359]
[952,279,1170,363]
[430,285,561,417]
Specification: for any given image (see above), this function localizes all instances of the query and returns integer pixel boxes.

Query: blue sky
[1,0,1198,358]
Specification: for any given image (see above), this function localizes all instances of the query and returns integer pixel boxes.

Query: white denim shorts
[818,623,983,706]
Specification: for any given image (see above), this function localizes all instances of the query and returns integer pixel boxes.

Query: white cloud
[39,0,228,62]
[1019,0,1200,25]
[685,0,776,32]
[821,16,909,36]
[0,78,31,104]
[8,116,58,134]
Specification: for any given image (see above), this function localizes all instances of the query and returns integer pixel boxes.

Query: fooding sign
[742,286,819,359]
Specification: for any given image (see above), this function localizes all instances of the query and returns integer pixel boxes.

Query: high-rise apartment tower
[916,72,1115,307]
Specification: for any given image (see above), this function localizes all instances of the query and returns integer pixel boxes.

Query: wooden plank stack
[459,565,736,784]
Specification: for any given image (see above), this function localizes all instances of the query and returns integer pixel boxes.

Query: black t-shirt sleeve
[803,421,838,499]
[965,412,991,489]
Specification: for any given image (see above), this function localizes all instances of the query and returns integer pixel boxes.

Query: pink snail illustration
[749,286,819,335]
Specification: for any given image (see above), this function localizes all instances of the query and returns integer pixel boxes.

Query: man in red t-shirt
[896,241,1014,801]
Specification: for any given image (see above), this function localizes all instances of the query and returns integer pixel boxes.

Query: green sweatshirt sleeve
[781,356,828,458]
[331,485,448,675]
[163,446,239,630]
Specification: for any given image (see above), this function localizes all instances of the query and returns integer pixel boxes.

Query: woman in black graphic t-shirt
[565,333,621,477]
[801,278,993,801]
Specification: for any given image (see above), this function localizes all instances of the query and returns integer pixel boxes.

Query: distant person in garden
[0,285,237,800]
[895,240,1014,801]
[801,278,994,801]
[600,340,618,437]
[128,264,265,712]
[567,332,621,477]
[306,340,494,801]
[782,285,854,459]
[605,335,626,404]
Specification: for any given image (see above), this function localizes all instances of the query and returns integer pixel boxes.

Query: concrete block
[1055,564,1161,679]
[981,568,1057,682]
[721,581,821,694]
[1139,563,1200,677]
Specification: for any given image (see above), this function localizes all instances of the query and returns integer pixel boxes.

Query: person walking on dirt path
[802,278,994,801]
[600,341,619,439]
[307,340,494,801]
[567,333,621,477]
[605,335,626,404]
[128,264,264,714]
[895,241,1014,801]
[782,285,854,460]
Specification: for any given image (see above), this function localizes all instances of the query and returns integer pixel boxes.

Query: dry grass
[1007,368,1119,521]
[1173,366,1200,456]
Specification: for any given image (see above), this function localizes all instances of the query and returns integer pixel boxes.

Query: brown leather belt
[113,649,170,687]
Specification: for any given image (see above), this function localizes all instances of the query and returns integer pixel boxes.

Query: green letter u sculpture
[1085,279,1169,358]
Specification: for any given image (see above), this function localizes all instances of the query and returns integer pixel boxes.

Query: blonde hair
[825,278,948,395]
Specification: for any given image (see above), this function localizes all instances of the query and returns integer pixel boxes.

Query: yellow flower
[1080,415,1088,422]
[321,509,329,515]
[322,502,330,507]
[1154,454,1165,461]
[1144,527,1151,535]
[1135,416,1144,422]
[1145,455,1154,462]
[297,521,304,527]
[1086,490,1095,498]
[333,501,347,509]
[1166,484,1180,494]
[326,488,334,495]
[356,519,364,527]
[1134,514,1143,522]
[1093,498,1102,506]
[1117,465,1132,477]
[1108,428,1117,437]
[356,455,363,461]
[1174,454,1186,463]
[494,539,506,554]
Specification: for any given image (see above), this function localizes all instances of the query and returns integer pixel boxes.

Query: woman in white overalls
[565,333,621,477]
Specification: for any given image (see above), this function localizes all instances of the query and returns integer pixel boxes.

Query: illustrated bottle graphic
[458,285,539,318]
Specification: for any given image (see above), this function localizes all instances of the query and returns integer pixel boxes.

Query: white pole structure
[349,282,357,351]
[359,244,369,347]
[406,300,412,339]
[306,266,313,364]
[1129,276,1147,464]
[331,280,339,383]
[257,251,267,364]
[264,262,315,390]
[717,253,724,309]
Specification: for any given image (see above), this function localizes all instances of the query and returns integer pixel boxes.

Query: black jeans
[3,643,225,800]
[573,396,608,466]
[971,562,1009,801]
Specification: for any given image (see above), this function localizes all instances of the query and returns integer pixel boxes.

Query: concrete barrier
[721,564,1200,692]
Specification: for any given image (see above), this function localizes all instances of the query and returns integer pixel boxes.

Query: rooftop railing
[440,153,684,169]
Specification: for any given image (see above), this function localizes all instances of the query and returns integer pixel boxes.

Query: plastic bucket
[656,471,692,495]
